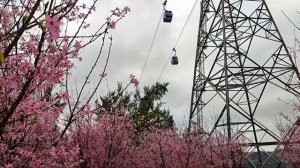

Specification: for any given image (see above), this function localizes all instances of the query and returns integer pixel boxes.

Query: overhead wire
[157,0,199,81]
[139,7,165,83]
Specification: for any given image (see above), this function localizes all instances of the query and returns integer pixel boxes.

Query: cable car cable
[157,0,199,81]
[139,8,165,83]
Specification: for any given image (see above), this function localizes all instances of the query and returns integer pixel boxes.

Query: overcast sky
[70,0,300,132]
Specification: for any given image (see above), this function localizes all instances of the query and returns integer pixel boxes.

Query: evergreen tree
[96,82,174,133]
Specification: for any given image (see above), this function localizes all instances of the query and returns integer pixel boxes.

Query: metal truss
[189,0,300,167]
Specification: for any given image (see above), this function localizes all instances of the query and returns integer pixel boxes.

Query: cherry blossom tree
[279,124,300,168]
[0,0,129,167]
[69,109,135,168]
[128,129,246,168]
[69,109,246,168]
[276,101,300,167]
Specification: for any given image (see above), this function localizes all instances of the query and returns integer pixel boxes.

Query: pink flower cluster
[279,125,300,167]
[0,8,14,30]
[113,6,131,17]
[45,14,61,40]
[108,6,131,29]
[108,20,116,29]
[129,74,139,87]
[68,110,247,168]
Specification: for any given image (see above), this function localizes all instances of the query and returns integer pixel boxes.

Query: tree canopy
[96,82,174,133]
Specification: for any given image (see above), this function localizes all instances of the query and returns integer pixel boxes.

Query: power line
[139,8,165,83]
[157,0,199,81]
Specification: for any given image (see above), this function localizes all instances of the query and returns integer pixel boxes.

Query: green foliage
[96,82,174,133]
[95,83,131,116]
[128,82,174,133]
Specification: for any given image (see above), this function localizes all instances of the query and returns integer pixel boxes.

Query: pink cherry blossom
[131,78,139,87]
[129,74,139,87]
[108,20,116,29]
[123,6,131,12]
[0,43,4,52]
[279,125,300,167]
[45,14,61,40]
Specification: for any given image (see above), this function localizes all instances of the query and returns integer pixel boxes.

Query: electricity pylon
[189,0,300,167]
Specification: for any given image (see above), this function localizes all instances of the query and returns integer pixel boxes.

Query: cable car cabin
[171,56,178,65]
[164,10,173,23]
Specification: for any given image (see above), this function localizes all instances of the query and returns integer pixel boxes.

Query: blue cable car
[164,10,173,23]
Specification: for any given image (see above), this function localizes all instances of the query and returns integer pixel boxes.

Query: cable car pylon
[189,0,300,167]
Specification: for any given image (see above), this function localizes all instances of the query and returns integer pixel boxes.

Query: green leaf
[22,15,30,24]
[0,51,4,65]
[38,21,45,32]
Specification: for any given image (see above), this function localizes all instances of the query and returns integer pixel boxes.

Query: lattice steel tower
[189,0,300,167]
